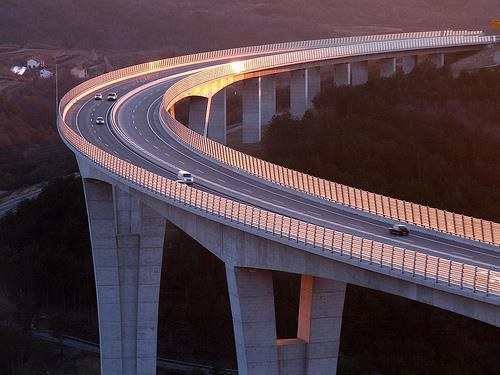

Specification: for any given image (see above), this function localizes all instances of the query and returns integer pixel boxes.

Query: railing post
[424,254,428,280]
[486,269,491,296]
[390,246,394,271]
[369,241,373,264]
[313,225,317,248]
[349,237,353,259]
[447,261,452,286]
[460,263,464,289]
[473,267,477,293]
[339,233,344,256]
[435,258,439,284]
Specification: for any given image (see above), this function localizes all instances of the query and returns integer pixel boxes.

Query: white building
[27,58,41,69]
[39,69,53,78]
[10,65,27,75]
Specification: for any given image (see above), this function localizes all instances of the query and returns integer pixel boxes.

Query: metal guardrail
[161,34,500,247]
[58,118,500,298]
[57,31,500,299]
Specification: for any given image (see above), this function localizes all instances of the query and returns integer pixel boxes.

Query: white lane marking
[98,136,102,141]
[145,138,150,143]
[453,252,473,258]
[217,178,226,183]
[153,145,159,149]
[164,152,170,157]
[105,143,109,147]
[177,160,185,165]
[196,169,205,174]
[242,188,252,193]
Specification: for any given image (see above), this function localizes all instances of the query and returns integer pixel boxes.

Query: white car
[176,170,194,185]
[95,116,105,125]
[94,93,103,100]
[107,92,118,101]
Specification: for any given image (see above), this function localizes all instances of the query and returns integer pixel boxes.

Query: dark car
[107,92,118,101]
[389,224,409,236]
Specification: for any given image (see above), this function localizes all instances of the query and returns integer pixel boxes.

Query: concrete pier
[429,53,445,68]
[242,78,262,143]
[401,56,416,74]
[333,63,351,86]
[351,61,368,86]
[379,58,396,78]
[226,266,279,375]
[83,180,166,375]
[188,97,208,136]
[290,69,307,118]
[306,67,321,110]
[261,75,277,126]
[207,89,227,144]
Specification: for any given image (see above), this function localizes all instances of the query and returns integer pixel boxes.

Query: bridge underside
[79,157,499,375]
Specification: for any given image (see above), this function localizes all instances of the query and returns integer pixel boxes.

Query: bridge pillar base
[379,57,397,78]
[83,179,166,375]
[226,266,346,375]
[207,89,227,144]
[188,96,208,136]
[226,266,279,375]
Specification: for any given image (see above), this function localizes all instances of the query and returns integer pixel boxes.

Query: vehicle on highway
[94,93,103,100]
[107,92,118,101]
[176,170,194,185]
[389,224,409,236]
[95,116,105,125]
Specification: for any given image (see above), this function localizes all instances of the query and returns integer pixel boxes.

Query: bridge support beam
[400,56,416,74]
[188,97,208,136]
[83,179,166,375]
[379,57,397,78]
[351,61,368,86]
[207,89,227,144]
[242,78,262,143]
[261,75,277,127]
[333,63,351,86]
[226,266,279,375]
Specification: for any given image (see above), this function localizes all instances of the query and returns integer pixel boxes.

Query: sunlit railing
[162,34,499,246]
[58,31,499,299]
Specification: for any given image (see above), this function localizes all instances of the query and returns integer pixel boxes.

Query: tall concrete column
[301,276,346,374]
[333,63,351,86]
[226,266,279,375]
[188,96,208,136]
[242,78,262,143]
[379,57,396,78]
[206,89,227,144]
[351,61,368,86]
[83,180,166,375]
[429,53,445,68]
[290,69,306,118]
[261,75,276,127]
[306,67,321,110]
[401,56,416,74]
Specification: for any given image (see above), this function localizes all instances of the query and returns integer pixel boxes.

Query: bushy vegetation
[262,66,500,221]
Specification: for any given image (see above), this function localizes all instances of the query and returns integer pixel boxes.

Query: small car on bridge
[389,224,410,236]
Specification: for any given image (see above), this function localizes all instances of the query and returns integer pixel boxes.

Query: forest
[1,66,499,374]
[262,65,500,221]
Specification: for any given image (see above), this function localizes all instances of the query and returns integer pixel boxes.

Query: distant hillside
[0,0,497,52]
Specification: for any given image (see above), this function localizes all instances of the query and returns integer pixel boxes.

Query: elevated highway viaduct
[59,31,499,375]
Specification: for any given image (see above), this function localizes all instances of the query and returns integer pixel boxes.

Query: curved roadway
[64,51,500,272]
